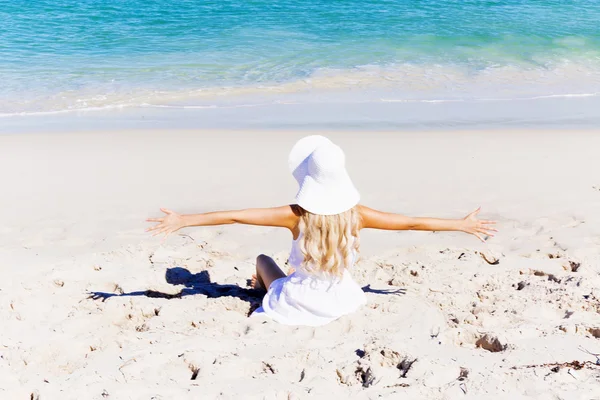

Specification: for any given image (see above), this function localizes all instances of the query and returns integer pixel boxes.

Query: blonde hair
[297,206,361,278]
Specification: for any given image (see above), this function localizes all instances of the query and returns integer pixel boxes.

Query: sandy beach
[1,129,600,399]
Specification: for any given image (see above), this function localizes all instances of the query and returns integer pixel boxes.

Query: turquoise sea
[1,0,600,129]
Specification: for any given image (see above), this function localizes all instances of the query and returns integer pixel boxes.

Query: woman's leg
[253,254,286,291]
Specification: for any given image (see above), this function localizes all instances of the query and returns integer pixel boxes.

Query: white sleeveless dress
[254,235,367,326]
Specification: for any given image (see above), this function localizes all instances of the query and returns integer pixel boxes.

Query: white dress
[255,235,367,326]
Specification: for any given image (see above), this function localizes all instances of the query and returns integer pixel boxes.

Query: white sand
[1,129,600,399]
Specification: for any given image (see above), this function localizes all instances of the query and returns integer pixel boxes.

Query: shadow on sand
[88,267,264,305]
[88,267,406,312]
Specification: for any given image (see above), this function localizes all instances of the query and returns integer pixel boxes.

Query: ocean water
[1,0,600,129]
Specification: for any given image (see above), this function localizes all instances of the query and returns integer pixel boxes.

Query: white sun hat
[288,135,360,215]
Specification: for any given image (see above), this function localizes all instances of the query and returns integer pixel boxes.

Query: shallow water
[1,0,600,128]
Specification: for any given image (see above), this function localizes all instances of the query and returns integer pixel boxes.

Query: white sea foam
[1,61,600,118]
[381,92,600,104]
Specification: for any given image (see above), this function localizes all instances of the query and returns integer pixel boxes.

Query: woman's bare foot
[251,274,264,290]
[287,267,296,275]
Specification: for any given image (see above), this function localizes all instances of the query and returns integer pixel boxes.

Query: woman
[146,135,496,326]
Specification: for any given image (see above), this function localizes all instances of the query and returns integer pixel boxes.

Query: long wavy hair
[296,206,361,278]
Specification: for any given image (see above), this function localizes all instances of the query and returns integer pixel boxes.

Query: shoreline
[2,91,600,133]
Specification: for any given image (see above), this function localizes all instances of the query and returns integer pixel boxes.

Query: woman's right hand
[146,208,185,239]
[460,207,497,242]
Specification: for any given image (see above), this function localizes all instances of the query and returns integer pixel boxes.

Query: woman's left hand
[460,207,497,242]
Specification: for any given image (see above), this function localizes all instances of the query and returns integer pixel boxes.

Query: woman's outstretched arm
[358,205,497,242]
[146,205,299,239]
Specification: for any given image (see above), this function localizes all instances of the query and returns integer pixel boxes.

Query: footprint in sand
[337,344,417,388]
